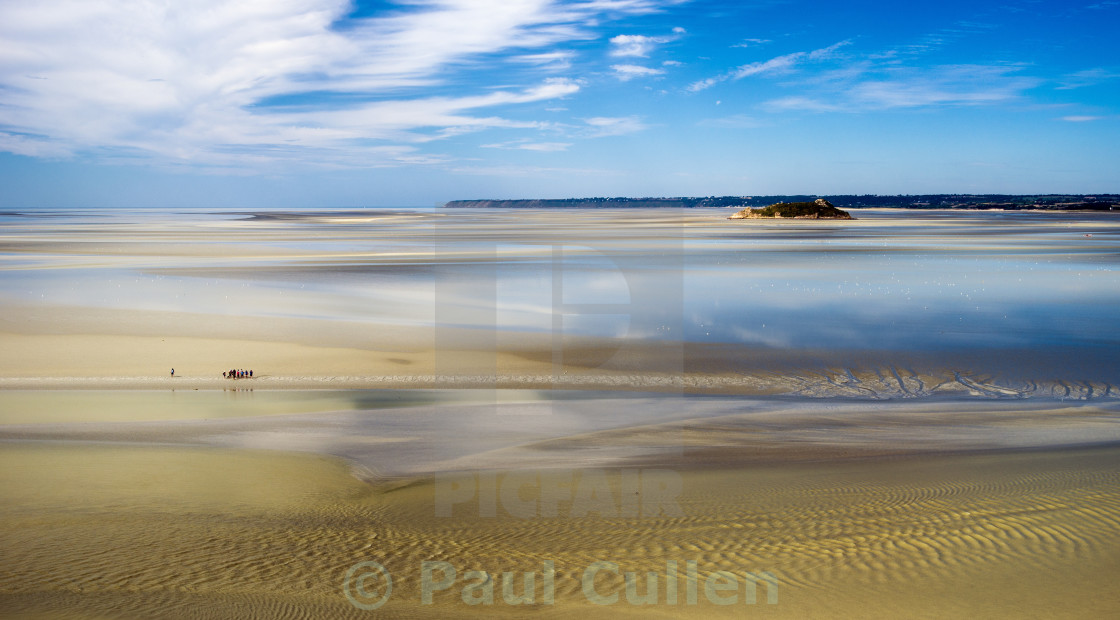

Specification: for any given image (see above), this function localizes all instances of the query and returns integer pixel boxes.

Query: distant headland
[729,198,854,220]
[444,194,1120,211]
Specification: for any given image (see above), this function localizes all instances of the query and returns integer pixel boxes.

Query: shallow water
[2,206,1119,376]
[2,207,1120,391]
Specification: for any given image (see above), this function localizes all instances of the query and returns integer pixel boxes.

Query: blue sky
[0,0,1117,207]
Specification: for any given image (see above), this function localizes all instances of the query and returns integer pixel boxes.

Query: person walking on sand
[171,368,175,377]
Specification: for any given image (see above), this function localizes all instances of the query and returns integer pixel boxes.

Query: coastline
[444,193,1120,210]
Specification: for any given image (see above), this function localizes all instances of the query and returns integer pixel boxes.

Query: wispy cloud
[298,79,580,140]
[712,22,1045,116]
[448,162,617,177]
[611,64,665,80]
[889,21,996,58]
[761,96,840,113]
[732,38,771,48]
[582,116,648,136]
[0,0,680,168]
[608,27,684,58]
[849,65,1035,108]
[1060,115,1104,122]
[733,50,806,77]
[482,140,572,151]
[696,114,766,129]
[763,64,1040,112]
[1056,67,1120,90]
[510,51,576,71]
[610,34,663,57]
[688,41,850,91]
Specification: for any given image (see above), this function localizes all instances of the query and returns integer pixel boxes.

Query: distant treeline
[445,195,1120,211]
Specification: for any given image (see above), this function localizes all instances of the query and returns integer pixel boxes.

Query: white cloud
[688,41,850,91]
[686,76,723,92]
[448,162,615,177]
[1061,115,1103,122]
[0,131,73,158]
[609,34,666,57]
[575,0,686,15]
[482,140,572,151]
[762,64,1039,112]
[608,27,684,58]
[290,79,579,142]
[0,0,677,168]
[611,64,665,80]
[732,52,803,78]
[732,38,771,48]
[761,96,841,113]
[582,116,647,136]
[510,51,576,71]
[1056,68,1120,90]
[890,21,996,59]
[697,114,766,129]
[847,65,1037,108]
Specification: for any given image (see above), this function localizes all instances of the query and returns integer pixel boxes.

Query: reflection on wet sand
[1,207,1118,397]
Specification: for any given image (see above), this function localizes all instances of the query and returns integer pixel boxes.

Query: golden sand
[3,208,1118,619]
[1,443,1117,619]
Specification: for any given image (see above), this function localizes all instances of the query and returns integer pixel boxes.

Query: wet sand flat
[2,208,1119,397]
[2,207,1119,617]
[3,395,1120,477]
[1,442,1117,619]
[2,394,1120,617]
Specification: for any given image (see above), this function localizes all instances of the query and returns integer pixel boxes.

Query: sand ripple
[3,445,1118,618]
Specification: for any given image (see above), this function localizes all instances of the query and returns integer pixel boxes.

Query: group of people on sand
[224,369,254,379]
